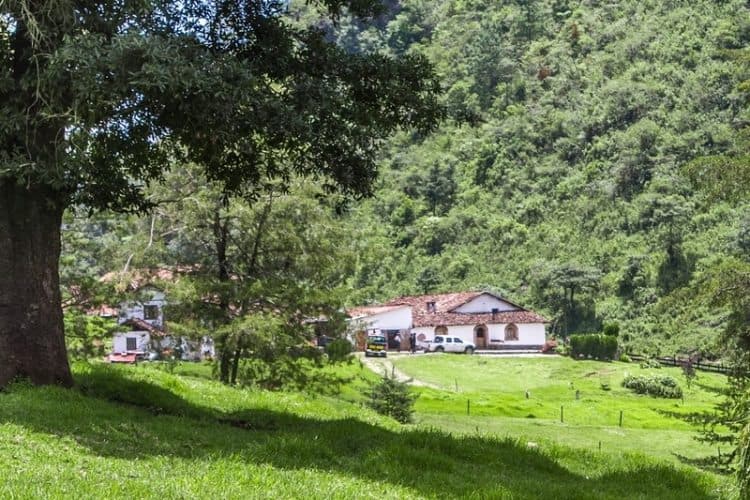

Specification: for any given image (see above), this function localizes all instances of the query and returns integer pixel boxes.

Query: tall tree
[0,0,441,387]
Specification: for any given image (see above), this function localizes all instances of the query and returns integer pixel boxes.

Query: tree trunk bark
[0,181,73,387]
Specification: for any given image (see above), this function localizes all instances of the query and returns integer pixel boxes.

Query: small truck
[424,335,475,354]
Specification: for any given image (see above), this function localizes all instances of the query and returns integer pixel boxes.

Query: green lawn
[390,354,728,466]
[0,361,734,499]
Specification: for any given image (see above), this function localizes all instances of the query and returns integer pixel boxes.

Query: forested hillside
[61,0,750,357]
[325,0,750,355]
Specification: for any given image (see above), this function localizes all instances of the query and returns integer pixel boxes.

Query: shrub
[639,358,662,369]
[237,356,348,395]
[619,353,631,363]
[366,375,417,424]
[555,343,570,356]
[569,334,618,360]
[622,374,683,399]
[603,322,620,337]
[325,338,353,364]
[739,424,750,500]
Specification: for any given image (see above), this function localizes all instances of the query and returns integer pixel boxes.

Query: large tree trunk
[0,181,73,387]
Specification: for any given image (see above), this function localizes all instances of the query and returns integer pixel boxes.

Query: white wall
[453,293,519,313]
[118,289,167,329]
[414,322,546,347]
[413,325,474,344]
[349,306,412,332]
[487,323,546,346]
[113,331,151,353]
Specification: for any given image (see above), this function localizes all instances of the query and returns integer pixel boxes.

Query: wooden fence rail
[629,353,737,375]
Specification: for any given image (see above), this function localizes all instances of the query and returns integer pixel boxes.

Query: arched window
[504,323,519,341]
[435,325,448,336]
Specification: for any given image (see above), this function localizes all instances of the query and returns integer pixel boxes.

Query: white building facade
[349,292,548,351]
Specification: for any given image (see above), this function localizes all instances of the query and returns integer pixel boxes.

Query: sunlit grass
[390,354,727,465]
[0,361,733,499]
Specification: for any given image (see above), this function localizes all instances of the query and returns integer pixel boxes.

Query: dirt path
[358,353,442,389]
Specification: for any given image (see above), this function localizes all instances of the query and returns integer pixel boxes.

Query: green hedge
[569,334,618,360]
[622,374,683,399]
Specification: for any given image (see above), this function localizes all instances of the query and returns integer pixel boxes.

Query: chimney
[427,301,436,313]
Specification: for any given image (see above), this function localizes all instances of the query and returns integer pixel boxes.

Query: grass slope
[0,362,730,499]
[391,355,727,465]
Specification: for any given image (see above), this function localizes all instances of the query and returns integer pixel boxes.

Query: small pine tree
[367,375,418,424]
[739,423,750,500]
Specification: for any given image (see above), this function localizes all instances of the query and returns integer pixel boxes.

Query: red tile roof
[384,291,547,327]
[347,305,409,319]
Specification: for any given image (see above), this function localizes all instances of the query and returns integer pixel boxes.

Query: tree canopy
[0,0,442,387]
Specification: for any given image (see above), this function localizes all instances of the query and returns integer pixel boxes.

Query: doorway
[474,325,487,348]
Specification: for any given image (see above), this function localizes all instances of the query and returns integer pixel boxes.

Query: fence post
[467,399,470,416]
[619,410,623,427]
[560,405,564,423]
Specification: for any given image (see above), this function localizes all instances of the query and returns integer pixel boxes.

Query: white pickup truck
[424,335,475,354]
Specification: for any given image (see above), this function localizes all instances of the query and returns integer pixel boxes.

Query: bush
[603,322,620,337]
[555,344,570,356]
[237,356,348,395]
[366,375,417,424]
[619,353,631,363]
[639,358,662,369]
[622,374,683,399]
[325,338,353,364]
[739,424,750,500]
[569,334,618,360]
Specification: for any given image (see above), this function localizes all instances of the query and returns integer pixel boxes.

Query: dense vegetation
[325,0,750,357]
[60,0,750,356]
[54,1,750,491]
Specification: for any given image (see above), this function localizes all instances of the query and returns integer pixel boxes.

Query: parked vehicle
[365,335,387,357]
[425,335,475,354]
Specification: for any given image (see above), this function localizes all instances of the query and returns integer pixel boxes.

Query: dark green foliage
[63,311,117,360]
[367,375,417,424]
[640,359,663,370]
[622,375,683,399]
[569,334,618,361]
[325,339,354,364]
[740,424,750,500]
[0,0,443,388]
[329,0,750,359]
[603,323,621,337]
[237,355,348,395]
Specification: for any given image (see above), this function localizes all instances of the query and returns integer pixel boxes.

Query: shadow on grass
[693,381,726,396]
[653,408,730,475]
[0,366,719,499]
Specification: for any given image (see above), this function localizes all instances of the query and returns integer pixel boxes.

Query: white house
[113,317,163,355]
[117,287,167,330]
[103,271,215,362]
[346,305,413,350]
[348,291,548,351]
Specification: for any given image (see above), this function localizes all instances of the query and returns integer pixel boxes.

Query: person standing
[410,332,417,354]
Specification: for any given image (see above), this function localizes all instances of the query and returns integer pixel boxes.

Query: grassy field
[388,354,728,466]
[0,360,734,499]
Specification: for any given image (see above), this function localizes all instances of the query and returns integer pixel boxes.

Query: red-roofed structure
[348,291,548,351]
